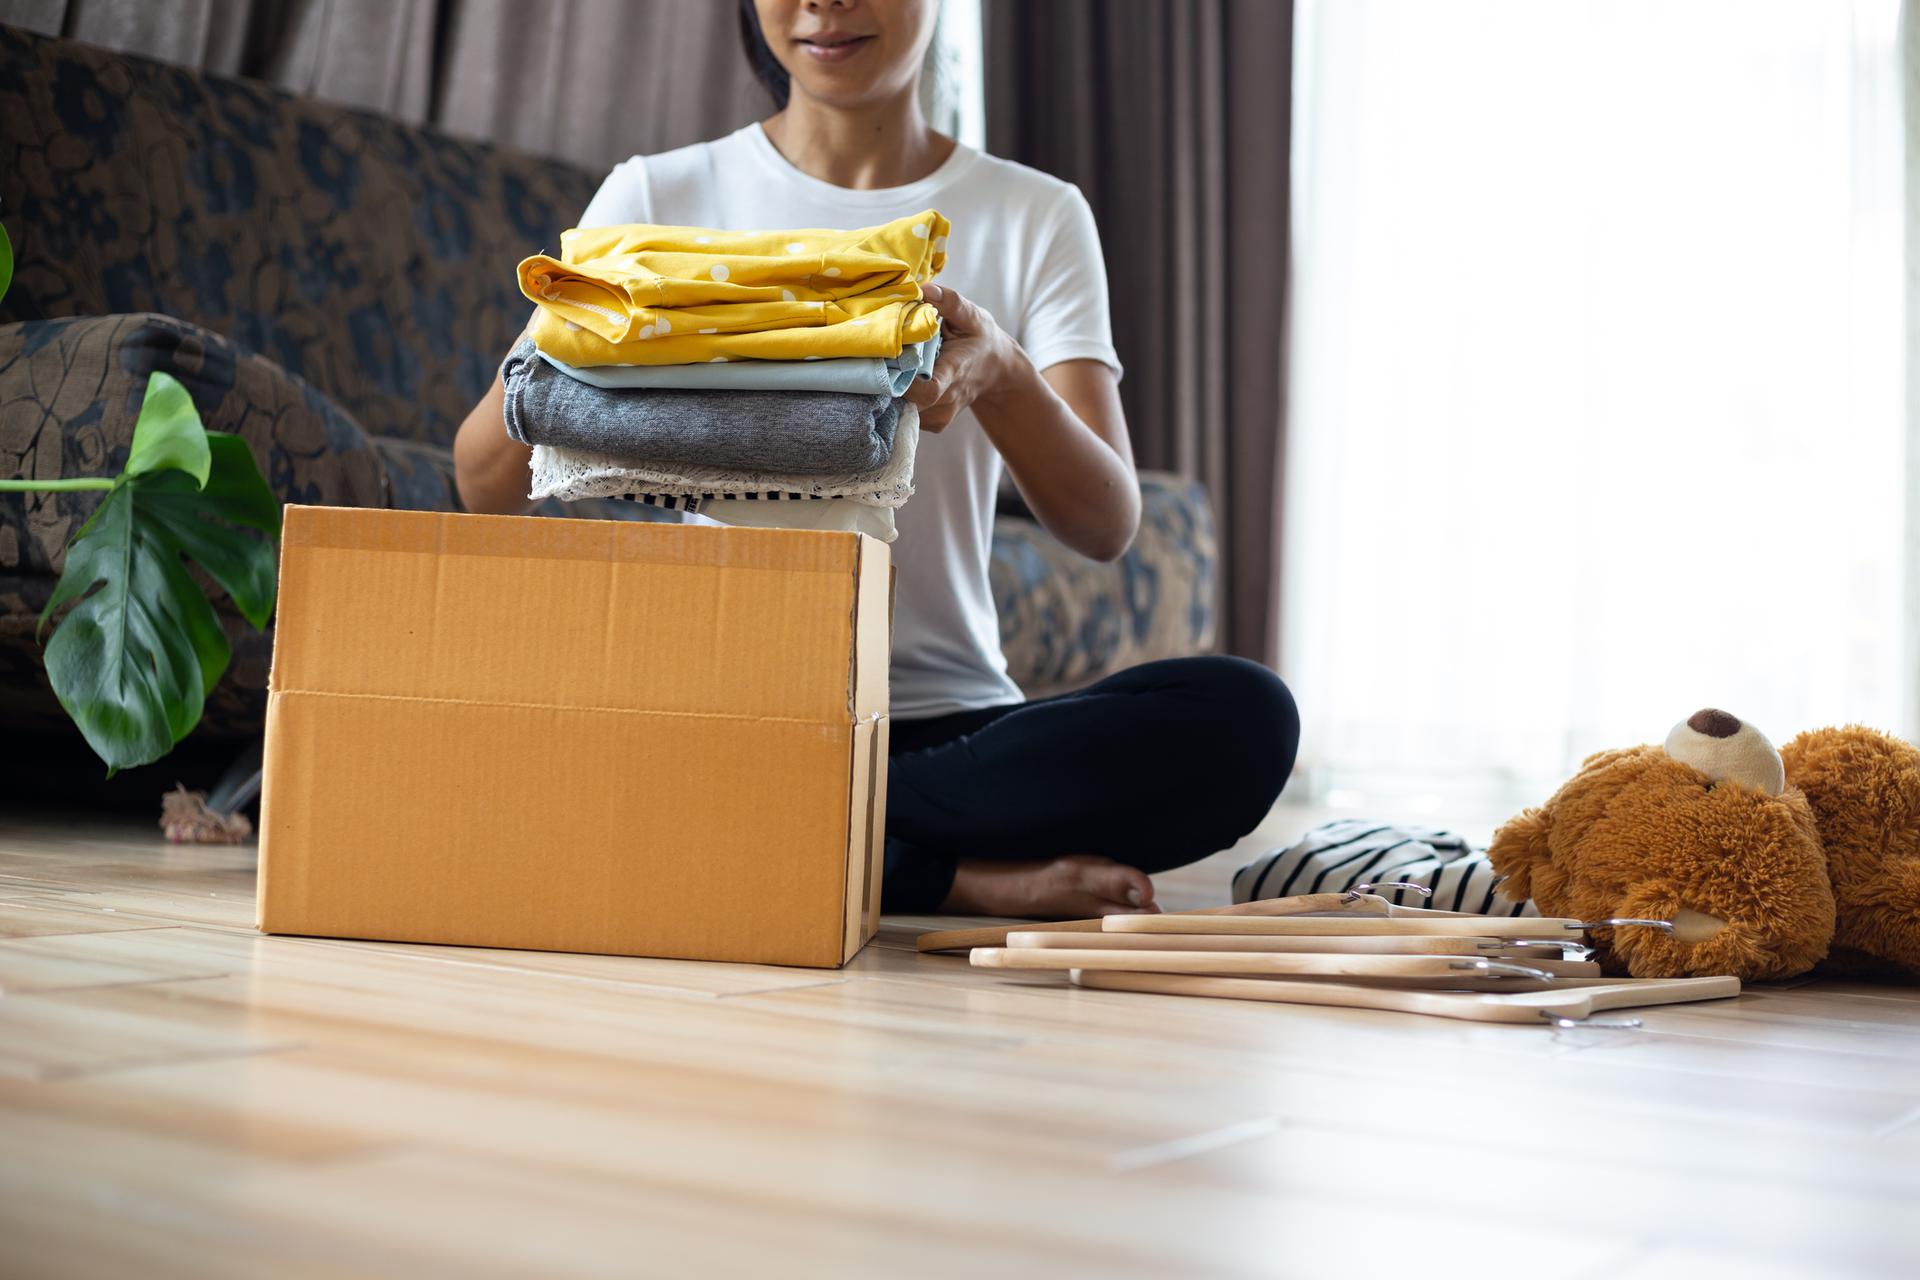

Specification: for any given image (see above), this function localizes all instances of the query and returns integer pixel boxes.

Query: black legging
[883,655,1301,911]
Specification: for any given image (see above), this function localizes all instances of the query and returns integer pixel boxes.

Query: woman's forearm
[452,374,538,515]
[973,353,1141,562]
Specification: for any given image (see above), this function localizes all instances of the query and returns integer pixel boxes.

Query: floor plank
[0,980,295,1080]
[0,899,176,939]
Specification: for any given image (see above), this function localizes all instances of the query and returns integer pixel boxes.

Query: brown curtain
[986,0,1293,665]
[0,0,765,172]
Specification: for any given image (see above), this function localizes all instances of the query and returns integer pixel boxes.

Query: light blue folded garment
[537,330,941,397]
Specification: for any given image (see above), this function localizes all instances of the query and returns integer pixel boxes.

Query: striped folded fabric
[1232,818,1537,916]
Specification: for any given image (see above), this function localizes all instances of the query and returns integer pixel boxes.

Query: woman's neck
[761,88,955,191]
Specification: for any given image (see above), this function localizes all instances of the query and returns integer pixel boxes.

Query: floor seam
[24,1040,305,1084]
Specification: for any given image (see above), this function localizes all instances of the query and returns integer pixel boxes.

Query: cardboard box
[257,505,890,968]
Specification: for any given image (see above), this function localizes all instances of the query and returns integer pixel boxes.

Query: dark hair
[738,1,791,109]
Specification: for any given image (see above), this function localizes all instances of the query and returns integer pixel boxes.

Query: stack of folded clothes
[506,209,949,543]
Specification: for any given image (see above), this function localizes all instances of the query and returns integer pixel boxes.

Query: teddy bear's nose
[1687,708,1742,739]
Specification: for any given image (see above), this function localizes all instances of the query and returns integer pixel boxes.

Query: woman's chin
[791,78,908,110]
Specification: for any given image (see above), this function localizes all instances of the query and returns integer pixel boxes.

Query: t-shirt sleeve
[573,156,653,230]
[1017,184,1123,379]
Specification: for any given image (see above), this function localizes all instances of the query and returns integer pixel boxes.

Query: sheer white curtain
[1283,0,1906,809]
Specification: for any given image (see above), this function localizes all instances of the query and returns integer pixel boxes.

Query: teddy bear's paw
[1830,857,1920,977]
[1604,885,1831,981]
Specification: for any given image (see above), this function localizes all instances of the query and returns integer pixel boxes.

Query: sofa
[0,24,1216,747]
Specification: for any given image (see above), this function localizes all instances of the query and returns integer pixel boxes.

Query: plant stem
[0,477,115,492]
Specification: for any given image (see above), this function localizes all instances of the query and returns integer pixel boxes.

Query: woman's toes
[1074,859,1157,913]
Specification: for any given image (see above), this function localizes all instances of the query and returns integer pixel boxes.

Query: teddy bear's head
[1488,709,1835,980]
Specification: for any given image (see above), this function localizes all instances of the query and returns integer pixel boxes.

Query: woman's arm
[907,284,1140,562]
[452,340,537,516]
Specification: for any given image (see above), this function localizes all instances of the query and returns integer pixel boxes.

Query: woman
[453,0,1299,919]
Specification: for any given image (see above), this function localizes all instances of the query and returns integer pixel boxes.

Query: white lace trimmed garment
[529,401,920,507]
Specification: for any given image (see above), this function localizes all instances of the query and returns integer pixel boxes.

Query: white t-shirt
[574,123,1121,719]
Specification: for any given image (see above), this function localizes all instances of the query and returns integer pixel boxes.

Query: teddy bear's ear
[1488,807,1552,904]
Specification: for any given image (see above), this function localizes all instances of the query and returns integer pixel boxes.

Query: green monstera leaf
[35,372,281,773]
[1,221,12,303]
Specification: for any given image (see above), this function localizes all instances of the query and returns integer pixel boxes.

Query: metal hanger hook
[1344,880,1434,901]
[1541,1012,1643,1030]
[1483,939,1596,959]
[1562,918,1675,934]
[1452,958,1556,981]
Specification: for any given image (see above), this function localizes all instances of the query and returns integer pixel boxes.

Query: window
[1283,0,1905,810]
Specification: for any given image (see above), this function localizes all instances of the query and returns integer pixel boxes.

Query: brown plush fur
[1781,726,1920,978]
[1488,745,1835,980]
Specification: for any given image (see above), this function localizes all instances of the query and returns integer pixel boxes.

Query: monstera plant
[0,359,281,774]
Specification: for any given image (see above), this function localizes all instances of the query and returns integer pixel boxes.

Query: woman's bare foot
[939,854,1160,919]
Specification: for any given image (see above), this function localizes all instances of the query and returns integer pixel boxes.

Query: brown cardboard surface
[258,506,889,968]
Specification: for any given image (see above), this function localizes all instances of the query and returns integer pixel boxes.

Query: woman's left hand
[903,284,1023,433]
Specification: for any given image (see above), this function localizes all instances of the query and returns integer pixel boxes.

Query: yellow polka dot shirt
[517,209,948,366]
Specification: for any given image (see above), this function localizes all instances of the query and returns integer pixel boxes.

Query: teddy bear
[1487,708,1920,982]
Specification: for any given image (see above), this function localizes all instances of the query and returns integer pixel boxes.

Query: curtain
[985,0,1294,663]
[1284,0,1906,808]
[0,0,765,172]
[2,0,985,173]
[1904,0,1920,736]
[0,0,264,69]
[431,0,767,170]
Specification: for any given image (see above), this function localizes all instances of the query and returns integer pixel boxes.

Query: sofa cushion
[0,311,390,738]
[0,25,595,450]
[0,313,386,579]
[992,472,1218,697]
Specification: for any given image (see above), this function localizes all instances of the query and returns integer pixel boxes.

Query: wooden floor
[2,806,1919,1280]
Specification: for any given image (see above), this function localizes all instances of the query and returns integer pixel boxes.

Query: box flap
[841,716,889,962]
[274,506,867,725]
[850,531,892,720]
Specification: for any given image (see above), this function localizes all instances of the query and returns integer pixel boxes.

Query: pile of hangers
[916,883,1739,1029]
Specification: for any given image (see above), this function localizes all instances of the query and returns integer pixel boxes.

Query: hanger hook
[1484,939,1596,960]
[1563,918,1675,934]
[1541,1013,1643,1030]
[1452,958,1556,981]
[1344,880,1434,902]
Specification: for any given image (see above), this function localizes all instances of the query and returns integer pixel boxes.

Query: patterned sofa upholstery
[991,474,1216,698]
[0,25,1215,741]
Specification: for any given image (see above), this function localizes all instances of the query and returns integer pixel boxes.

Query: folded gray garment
[539,329,941,397]
[501,338,898,475]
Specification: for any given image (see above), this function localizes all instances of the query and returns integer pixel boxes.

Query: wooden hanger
[1070,971,1740,1024]
[1103,914,1598,940]
[915,885,1433,953]
[1005,930,1515,956]
[970,947,1601,980]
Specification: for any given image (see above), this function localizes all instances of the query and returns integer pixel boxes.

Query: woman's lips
[799,34,875,63]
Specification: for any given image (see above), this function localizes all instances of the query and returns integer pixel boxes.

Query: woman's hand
[909,284,1141,563]
[903,284,1019,432]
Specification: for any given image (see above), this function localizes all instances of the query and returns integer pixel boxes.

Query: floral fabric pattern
[0,25,594,448]
[0,311,387,733]
[993,473,1218,698]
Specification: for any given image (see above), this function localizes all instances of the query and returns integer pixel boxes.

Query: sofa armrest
[991,469,1218,698]
[1,314,389,578]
